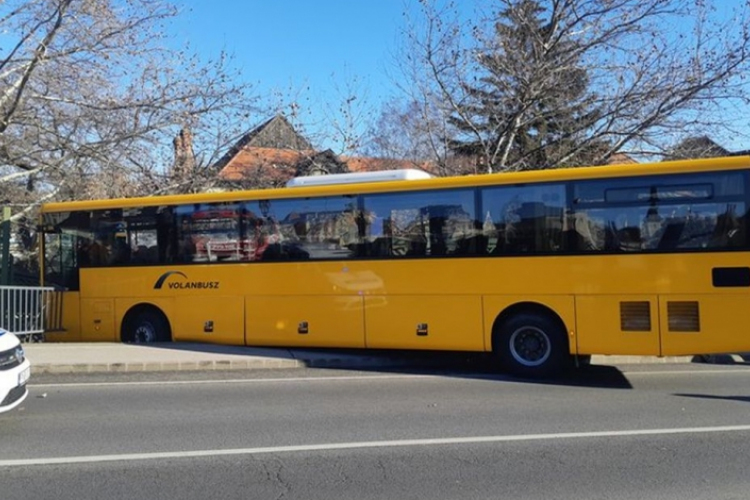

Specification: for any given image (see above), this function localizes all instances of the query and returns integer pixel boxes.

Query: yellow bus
[40,155,750,376]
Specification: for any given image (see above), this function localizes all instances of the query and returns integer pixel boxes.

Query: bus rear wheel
[122,307,171,343]
[494,312,570,378]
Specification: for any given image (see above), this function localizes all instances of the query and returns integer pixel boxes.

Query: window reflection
[362,189,477,257]
[245,196,359,261]
[482,184,566,254]
[570,203,747,251]
[572,171,748,251]
[40,168,749,281]
[175,204,241,262]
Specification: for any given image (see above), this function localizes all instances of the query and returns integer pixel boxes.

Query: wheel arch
[120,302,172,342]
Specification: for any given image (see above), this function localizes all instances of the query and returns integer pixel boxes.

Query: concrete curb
[30,355,750,375]
[589,355,694,365]
[30,358,306,375]
[29,355,455,375]
[24,342,750,375]
[590,354,749,365]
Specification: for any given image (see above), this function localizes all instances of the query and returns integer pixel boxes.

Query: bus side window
[369,237,392,257]
[406,239,427,256]
[111,238,131,265]
[482,184,565,255]
[88,238,110,266]
[455,234,489,255]
[710,206,746,248]
[656,218,686,250]
[177,236,196,263]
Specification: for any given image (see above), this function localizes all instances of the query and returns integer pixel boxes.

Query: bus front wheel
[494,312,570,378]
[122,308,171,343]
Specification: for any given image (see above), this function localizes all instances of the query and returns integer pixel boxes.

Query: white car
[0,328,31,414]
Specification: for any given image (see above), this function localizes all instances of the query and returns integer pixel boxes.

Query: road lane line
[3,424,750,468]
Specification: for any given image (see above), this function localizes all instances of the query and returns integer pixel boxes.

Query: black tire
[122,308,171,343]
[494,312,571,378]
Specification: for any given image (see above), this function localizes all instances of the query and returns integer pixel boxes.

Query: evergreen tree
[448,0,602,170]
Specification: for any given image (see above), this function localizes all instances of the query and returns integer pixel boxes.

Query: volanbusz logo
[154,271,219,290]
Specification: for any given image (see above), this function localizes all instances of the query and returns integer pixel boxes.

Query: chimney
[172,128,196,178]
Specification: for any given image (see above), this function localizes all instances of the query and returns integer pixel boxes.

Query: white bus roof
[285,169,433,188]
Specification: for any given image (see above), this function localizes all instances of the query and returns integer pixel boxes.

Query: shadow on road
[132,343,635,389]
[310,353,634,390]
[673,393,750,404]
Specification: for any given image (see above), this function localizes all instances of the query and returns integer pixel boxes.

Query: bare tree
[363,99,442,159]
[316,71,374,157]
[260,72,375,158]
[0,0,259,220]
[383,0,750,173]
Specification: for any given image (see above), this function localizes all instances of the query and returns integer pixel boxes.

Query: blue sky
[170,1,410,147]
[167,1,750,154]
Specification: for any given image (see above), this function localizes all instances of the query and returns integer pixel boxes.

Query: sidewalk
[23,342,750,375]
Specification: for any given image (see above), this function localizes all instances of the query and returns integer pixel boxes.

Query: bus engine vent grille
[620,301,652,331]
[667,301,700,332]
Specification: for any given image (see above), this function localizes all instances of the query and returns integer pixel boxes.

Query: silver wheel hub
[509,326,551,367]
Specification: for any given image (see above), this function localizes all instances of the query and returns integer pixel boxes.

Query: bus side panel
[660,294,750,356]
[575,295,660,356]
[114,297,175,342]
[364,295,483,351]
[80,298,116,341]
[482,295,577,354]
[45,291,81,342]
[171,296,244,345]
[245,295,365,348]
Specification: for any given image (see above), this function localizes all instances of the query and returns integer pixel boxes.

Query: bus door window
[41,211,88,290]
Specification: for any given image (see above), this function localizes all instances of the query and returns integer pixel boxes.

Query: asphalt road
[2,364,750,500]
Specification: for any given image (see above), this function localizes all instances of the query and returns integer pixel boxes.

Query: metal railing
[0,285,64,341]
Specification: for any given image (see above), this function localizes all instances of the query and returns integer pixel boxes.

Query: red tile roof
[218,147,639,184]
[607,153,638,165]
[341,156,434,173]
[218,147,314,181]
[219,148,435,182]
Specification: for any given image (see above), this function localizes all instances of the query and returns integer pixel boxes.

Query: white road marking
[3,424,750,468]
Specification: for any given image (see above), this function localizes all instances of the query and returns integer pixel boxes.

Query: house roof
[606,153,638,165]
[218,149,639,184]
[218,147,313,181]
[341,156,433,173]
[213,115,313,171]
[215,114,641,185]
[668,136,729,160]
